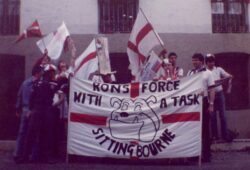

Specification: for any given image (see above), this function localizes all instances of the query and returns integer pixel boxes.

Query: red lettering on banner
[161,112,200,124]
[70,112,107,126]
[130,82,140,98]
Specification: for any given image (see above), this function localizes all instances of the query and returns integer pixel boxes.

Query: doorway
[0,54,25,139]
[215,52,249,110]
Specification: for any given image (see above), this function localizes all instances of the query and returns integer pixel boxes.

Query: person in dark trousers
[28,64,59,163]
[14,66,43,164]
[187,53,215,162]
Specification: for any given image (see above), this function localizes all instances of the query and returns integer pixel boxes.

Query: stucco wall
[0,33,250,138]
[20,0,212,34]
[140,0,212,33]
[1,0,250,139]
[20,0,99,34]
[0,33,250,79]
[227,110,250,138]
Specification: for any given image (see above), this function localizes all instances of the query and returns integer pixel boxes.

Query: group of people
[14,49,233,164]
[156,52,233,162]
[14,51,70,163]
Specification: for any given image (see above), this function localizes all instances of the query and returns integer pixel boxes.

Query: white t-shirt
[187,67,215,97]
[209,66,231,92]
[154,66,183,80]
[201,70,215,96]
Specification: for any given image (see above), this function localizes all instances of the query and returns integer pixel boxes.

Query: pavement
[1,140,250,170]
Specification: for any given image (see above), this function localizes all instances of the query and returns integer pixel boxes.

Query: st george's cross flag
[73,39,98,80]
[127,9,164,82]
[36,22,70,60]
[15,20,42,43]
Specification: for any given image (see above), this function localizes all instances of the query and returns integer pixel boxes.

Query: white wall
[248,4,250,32]
[20,0,213,34]
[20,0,99,34]
[140,0,212,33]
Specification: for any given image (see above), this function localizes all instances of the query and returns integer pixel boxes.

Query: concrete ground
[1,150,250,170]
[1,140,250,170]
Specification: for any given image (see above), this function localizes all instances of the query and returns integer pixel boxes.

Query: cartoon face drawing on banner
[109,95,160,143]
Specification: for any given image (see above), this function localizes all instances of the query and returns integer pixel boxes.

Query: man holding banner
[187,53,215,162]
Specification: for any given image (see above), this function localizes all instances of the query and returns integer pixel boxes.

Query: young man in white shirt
[205,54,233,141]
[187,53,215,162]
[168,52,184,79]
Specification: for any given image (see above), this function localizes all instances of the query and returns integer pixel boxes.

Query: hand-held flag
[36,22,70,60]
[74,39,98,80]
[15,20,42,43]
[127,8,165,82]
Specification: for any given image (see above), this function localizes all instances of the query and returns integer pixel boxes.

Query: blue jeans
[14,107,30,159]
[211,91,228,139]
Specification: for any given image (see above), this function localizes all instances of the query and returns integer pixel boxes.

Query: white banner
[68,73,204,159]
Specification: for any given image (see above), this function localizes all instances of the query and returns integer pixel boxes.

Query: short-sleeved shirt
[187,67,215,97]
[209,66,231,92]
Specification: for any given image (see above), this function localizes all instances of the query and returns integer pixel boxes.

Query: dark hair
[205,56,215,63]
[192,53,204,62]
[168,52,177,58]
[32,66,43,76]
[57,60,68,72]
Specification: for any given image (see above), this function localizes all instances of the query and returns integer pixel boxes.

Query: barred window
[98,0,138,33]
[0,0,20,35]
[211,0,248,33]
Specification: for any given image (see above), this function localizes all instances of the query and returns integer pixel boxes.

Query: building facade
[0,0,250,139]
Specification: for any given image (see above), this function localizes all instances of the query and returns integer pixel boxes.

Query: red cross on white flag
[127,9,165,82]
[15,20,42,43]
[36,22,70,60]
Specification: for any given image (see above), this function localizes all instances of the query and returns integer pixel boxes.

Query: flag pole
[139,8,166,51]
[94,37,102,82]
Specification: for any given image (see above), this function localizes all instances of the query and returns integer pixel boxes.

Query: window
[98,0,138,33]
[0,54,25,139]
[211,0,248,33]
[0,0,20,35]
